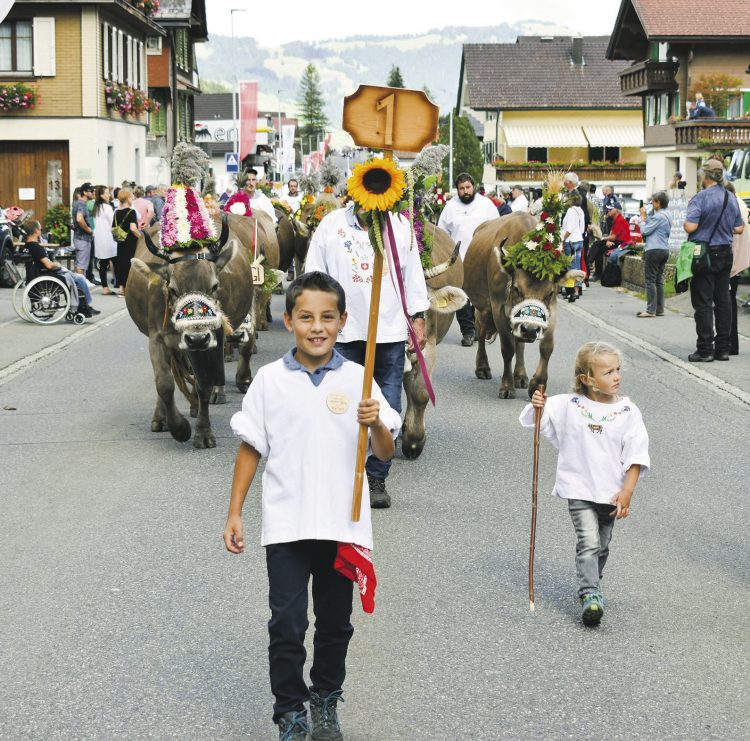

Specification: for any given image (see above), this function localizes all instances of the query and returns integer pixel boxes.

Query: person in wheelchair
[24,221,100,317]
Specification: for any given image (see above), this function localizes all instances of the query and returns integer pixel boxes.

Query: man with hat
[683,158,745,362]
[72,183,95,280]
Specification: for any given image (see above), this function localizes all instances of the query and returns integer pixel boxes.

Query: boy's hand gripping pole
[529,384,545,611]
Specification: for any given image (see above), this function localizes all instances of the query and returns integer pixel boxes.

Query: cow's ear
[131,257,168,283]
[215,242,237,273]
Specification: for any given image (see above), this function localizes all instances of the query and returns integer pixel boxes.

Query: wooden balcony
[495,164,646,182]
[673,119,750,148]
[619,60,678,96]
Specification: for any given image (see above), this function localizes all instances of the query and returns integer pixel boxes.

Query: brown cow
[463,212,583,398]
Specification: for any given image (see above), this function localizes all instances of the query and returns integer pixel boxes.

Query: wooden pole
[352,151,391,522]
[529,384,545,611]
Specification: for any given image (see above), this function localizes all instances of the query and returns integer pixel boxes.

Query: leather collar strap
[167,252,217,265]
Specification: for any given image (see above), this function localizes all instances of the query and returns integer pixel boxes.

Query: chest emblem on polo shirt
[326,392,349,414]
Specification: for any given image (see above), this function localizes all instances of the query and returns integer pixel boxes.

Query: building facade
[607,0,750,197]
[457,37,645,196]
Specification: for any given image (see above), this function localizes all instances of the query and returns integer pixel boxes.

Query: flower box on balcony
[0,83,38,113]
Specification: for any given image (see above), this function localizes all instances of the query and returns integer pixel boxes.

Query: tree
[689,73,743,117]
[422,85,435,102]
[201,79,232,94]
[297,63,329,145]
[438,113,484,186]
[387,66,405,88]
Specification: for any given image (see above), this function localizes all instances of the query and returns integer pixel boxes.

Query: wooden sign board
[342,85,439,152]
[251,264,265,286]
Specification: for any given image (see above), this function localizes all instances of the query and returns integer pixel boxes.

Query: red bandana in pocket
[334,542,377,613]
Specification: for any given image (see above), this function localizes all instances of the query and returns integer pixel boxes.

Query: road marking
[0,309,129,384]
[562,302,750,409]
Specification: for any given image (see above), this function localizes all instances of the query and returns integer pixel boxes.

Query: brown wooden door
[0,141,70,226]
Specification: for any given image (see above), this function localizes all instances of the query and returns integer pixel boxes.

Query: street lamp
[230,8,247,160]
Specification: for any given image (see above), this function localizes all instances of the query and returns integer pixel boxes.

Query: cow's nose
[185,332,211,350]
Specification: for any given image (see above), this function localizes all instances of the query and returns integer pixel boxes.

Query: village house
[607,0,750,199]
[457,36,645,196]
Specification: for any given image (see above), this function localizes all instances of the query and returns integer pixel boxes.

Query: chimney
[571,37,583,66]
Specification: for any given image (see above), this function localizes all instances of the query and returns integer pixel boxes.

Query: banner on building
[239,81,259,161]
[281,124,296,174]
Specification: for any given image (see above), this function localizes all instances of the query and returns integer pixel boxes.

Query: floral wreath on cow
[502,171,573,281]
[223,190,253,217]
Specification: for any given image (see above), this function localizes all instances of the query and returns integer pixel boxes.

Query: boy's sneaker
[278,710,309,741]
[581,593,604,626]
[367,475,391,509]
[309,688,344,741]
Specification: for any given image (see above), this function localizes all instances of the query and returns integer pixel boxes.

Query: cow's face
[506,269,556,343]
[132,245,235,350]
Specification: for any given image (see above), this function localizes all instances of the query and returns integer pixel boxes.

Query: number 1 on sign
[377,93,395,147]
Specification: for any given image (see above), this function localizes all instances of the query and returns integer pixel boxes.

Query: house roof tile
[462,36,640,111]
[630,0,750,38]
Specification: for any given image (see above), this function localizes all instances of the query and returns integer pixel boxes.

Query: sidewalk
[562,281,750,395]
[0,283,128,374]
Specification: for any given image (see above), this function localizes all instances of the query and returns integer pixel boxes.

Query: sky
[207,0,623,44]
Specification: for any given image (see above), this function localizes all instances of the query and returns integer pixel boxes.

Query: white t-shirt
[437,193,498,260]
[230,357,401,548]
[511,194,529,213]
[519,393,650,505]
[93,202,117,259]
[282,190,303,213]
[305,205,430,343]
[562,206,585,242]
[250,191,277,223]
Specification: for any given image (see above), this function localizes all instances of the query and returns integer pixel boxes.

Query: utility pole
[277,90,283,185]
[230,8,246,160]
[449,110,454,190]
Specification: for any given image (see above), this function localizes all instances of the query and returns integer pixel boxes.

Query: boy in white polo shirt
[224,271,401,741]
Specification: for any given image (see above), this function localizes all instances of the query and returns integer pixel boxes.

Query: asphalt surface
[0,287,748,740]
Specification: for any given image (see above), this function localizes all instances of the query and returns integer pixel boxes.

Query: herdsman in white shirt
[281,178,303,213]
[510,185,529,213]
[306,203,430,508]
[437,172,499,345]
[243,168,277,223]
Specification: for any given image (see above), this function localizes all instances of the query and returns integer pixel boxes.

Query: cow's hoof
[193,430,216,449]
[210,390,227,405]
[401,436,426,460]
[475,368,492,380]
[236,377,251,393]
[170,418,192,442]
[151,419,168,432]
[499,386,516,399]
[514,376,529,389]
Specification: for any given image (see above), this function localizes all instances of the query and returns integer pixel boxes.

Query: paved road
[0,290,748,740]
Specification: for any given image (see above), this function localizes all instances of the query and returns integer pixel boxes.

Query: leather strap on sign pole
[351,153,390,522]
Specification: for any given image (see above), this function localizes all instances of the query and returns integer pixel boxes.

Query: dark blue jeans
[335,340,403,481]
[689,244,733,355]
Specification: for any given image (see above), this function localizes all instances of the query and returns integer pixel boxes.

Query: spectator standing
[146,185,165,222]
[305,203,429,509]
[510,185,529,213]
[636,191,671,317]
[437,172,499,345]
[564,172,592,280]
[282,178,303,213]
[724,182,750,355]
[92,185,118,295]
[112,188,141,295]
[683,159,744,362]
[72,183,95,280]
[132,186,155,230]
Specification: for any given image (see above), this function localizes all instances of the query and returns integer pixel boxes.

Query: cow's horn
[423,241,461,279]
[144,230,170,262]
[209,212,229,254]
[498,237,509,257]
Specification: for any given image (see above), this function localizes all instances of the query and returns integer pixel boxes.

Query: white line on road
[562,302,750,409]
[0,309,129,384]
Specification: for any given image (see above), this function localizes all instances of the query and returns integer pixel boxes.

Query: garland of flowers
[223,191,253,217]
[105,82,160,117]
[131,0,161,16]
[0,83,37,112]
[293,193,316,221]
[502,173,573,281]
[272,199,293,217]
[307,200,340,233]
[161,185,217,252]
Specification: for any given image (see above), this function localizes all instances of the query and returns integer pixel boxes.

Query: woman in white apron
[92,185,118,294]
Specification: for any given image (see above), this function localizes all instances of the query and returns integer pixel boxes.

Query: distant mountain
[195,20,578,125]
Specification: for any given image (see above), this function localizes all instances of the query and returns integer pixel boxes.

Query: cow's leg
[514,339,529,389]
[529,324,555,398]
[149,337,191,442]
[151,396,168,432]
[235,335,254,393]
[402,342,436,459]
[193,381,216,449]
[210,384,227,405]
[474,308,492,379]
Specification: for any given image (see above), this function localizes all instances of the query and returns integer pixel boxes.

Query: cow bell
[510,299,549,343]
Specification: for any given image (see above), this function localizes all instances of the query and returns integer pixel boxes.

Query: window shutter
[117,31,123,83]
[102,22,109,80]
[138,41,144,90]
[32,17,56,76]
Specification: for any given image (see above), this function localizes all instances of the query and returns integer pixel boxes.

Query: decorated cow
[463,180,583,399]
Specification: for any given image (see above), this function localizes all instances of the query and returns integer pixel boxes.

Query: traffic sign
[342,85,439,152]
[225,152,240,173]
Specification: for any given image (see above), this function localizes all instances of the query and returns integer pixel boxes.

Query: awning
[503,124,588,148]
[583,124,644,148]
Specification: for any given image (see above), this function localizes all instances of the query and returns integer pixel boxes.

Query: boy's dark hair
[455,172,474,187]
[286,271,346,315]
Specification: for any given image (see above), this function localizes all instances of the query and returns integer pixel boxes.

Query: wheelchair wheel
[73,313,85,325]
[12,279,33,322]
[22,275,71,325]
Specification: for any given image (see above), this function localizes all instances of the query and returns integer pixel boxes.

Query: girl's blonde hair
[118,188,133,204]
[573,341,623,394]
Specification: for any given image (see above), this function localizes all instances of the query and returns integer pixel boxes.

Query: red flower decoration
[541,211,549,220]
[553,250,561,257]
[543,243,553,251]
[545,223,556,233]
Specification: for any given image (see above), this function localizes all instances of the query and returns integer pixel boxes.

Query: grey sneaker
[309,689,344,741]
[278,710,309,741]
[367,476,391,509]
[581,592,604,626]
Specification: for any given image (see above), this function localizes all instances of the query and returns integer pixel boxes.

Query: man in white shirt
[282,178,303,213]
[305,203,429,508]
[510,185,529,213]
[437,172,498,345]
[243,168,277,223]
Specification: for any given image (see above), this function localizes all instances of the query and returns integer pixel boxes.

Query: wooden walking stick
[529,384,545,611]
